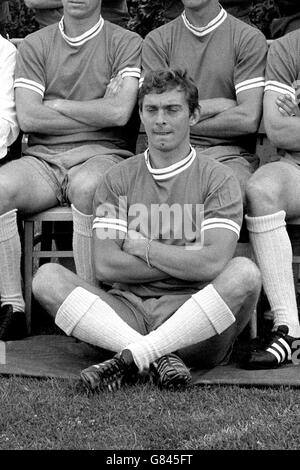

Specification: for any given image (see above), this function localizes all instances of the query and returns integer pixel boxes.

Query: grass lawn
[0,375,300,450]
[0,282,298,451]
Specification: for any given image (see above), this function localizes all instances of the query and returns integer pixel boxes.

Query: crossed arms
[264,91,300,150]
[93,228,238,285]
[141,26,267,139]
[193,89,263,137]
[16,74,139,135]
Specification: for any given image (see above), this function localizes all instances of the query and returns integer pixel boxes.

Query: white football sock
[72,204,97,286]
[246,210,300,337]
[0,209,25,312]
[55,286,143,351]
[127,284,235,371]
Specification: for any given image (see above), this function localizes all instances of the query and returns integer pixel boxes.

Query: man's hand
[104,73,124,98]
[276,94,300,117]
[43,74,124,114]
[197,98,237,122]
[122,229,148,260]
[43,99,63,111]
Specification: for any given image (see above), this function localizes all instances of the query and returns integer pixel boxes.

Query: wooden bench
[23,207,73,333]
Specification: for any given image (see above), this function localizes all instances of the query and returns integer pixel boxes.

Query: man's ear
[189,105,201,127]
[139,107,144,125]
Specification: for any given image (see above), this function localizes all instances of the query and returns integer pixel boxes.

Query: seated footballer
[33,69,262,391]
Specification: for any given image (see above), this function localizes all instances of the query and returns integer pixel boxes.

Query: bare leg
[33,262,144,331]
[125,257,261,371]
[0,159,57,320]
[178,256,262,368]
[67,155,121,285]
[33,258,261,377]
[33,263,145,352]
[78,257,261,392]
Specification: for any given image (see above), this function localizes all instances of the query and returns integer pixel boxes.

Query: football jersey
[93,147,243,297]
[265,30,300,162]
[14,17,142,149]
[142,7,267,151]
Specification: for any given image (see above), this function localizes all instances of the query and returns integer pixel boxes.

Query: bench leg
[292,262,300,294]
[24,220,34,335]
[248,309,257,339]
[39,221,53,266]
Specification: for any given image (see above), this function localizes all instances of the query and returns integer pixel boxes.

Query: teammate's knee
[246,172,283,214]
[33,263,65,302]
[0,178,20,213]
[228,257,262,297]
[68,174,98,212]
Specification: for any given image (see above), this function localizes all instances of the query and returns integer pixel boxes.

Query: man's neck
[147,145,192,170]
[63,12,101,37]
[184,1,221,28]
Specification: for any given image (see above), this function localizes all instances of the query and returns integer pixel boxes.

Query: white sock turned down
[55,287,143,351]
[127,284,235,371]
[55,284,235,372]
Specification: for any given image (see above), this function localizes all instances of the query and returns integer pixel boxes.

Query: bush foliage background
[7,0,38,37]
[6,0,282,38]
[7,0,168,38]
[127,0,169,37]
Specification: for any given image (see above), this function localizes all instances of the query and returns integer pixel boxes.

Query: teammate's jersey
[142,7,267,151]
[265,31,300,162]
[14,17,141,149]
[93,147,243,297]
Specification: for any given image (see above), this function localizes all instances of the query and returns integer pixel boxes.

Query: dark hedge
[7,0,38,38]
[6,0,283,39]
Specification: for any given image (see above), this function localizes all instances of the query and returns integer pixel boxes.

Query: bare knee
[68,173,100,213]
[229,257,262,297]
[246,171,284,216]
[33,263,65,304]
[0,178,20,213]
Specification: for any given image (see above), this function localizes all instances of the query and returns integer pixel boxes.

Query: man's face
[182,0,213,10]
[140,88,197,153]
[62,0,101,19]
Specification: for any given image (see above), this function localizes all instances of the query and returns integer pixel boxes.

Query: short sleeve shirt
[14,18,142,148]
[93,147,243,297]
[142,8,267,150]
[265,31,300,161]
[265,31,300,102]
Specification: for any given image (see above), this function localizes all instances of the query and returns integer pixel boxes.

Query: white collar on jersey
[182,6,227,37]
[59,15,104,47]
[144,146,196,181]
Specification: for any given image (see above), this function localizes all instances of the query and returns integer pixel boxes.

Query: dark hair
[138,69,199,116]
